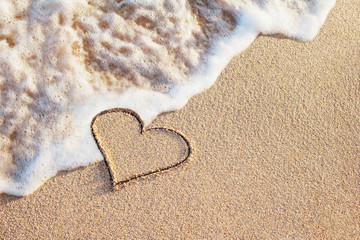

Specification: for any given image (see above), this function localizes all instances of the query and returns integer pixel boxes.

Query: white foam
[0,0,336,196]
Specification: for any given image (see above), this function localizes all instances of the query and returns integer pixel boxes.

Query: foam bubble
[0,0,336,196]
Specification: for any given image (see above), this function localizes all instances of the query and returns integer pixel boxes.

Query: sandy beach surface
[1,0,359,238]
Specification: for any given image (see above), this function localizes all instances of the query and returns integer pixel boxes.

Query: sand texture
[1,0,359,238]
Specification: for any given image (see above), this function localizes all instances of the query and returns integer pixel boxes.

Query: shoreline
[1,0,359,238]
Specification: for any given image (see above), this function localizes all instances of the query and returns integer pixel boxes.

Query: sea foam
[0,0,336,196]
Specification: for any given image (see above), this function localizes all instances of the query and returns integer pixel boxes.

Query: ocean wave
[0,0,335,196]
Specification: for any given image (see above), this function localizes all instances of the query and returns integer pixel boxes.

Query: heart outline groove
[91,108,192,188]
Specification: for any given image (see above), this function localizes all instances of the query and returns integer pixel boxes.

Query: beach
[1,0,359,238]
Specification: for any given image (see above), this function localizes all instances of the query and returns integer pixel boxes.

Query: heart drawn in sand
[91,108,192,188]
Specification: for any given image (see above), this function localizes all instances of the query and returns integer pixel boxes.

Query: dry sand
[1,0,359,238]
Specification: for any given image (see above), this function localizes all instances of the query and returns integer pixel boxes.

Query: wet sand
[1,0,359,238]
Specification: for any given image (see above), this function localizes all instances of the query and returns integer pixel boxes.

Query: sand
[1,0,359,238]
